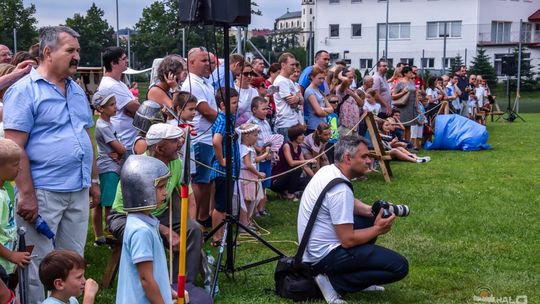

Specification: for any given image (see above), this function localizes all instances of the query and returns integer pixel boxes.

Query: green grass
[490,86,539,113]
[84,114,540,303]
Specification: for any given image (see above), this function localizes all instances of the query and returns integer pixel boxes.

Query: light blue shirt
[42,296,78,304]
[3,69,94,192]
[210,65,234,90]
[116,213,172,304]
[299,66,330,95]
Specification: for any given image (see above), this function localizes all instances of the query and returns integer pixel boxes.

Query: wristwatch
[91,179,100,185]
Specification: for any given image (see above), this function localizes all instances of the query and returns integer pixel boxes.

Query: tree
[65,3,115,67]
[132,0,238,68]
[509,46,537,91]
[469,48,497,88]
[0,0,38,52]
[450,53,464,74]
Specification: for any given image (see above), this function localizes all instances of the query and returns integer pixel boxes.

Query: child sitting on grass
[39,250,99,304]
[0,138,30,285]
[91,90,126,247]
[116,155,176,303]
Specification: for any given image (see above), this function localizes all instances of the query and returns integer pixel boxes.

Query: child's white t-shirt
[363,102,381,116]
[240,144,256,170]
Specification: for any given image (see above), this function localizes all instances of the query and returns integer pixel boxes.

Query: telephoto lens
[371,200,410,218]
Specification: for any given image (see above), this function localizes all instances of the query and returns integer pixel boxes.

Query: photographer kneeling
[297,135,408,303]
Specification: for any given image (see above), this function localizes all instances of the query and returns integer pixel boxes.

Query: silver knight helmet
[132,100,165,133]
[120,155,170,212]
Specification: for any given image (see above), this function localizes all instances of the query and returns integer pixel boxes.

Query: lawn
[83,113,540,304]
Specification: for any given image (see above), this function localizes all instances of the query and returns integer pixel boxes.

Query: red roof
[529,9,540,22]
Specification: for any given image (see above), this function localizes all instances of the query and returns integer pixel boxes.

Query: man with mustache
[2,26,100,303]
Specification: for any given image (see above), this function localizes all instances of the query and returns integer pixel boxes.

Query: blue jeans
[312,215,409,294]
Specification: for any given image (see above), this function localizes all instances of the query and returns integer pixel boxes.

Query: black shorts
[213,177,227,212]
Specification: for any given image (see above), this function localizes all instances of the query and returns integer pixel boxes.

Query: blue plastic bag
[424,114,491,151]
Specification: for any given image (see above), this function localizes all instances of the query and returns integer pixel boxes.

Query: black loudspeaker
[179,0,251,26]
[501,55,516,76]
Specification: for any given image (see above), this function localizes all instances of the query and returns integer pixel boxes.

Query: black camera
[371,200,410,218]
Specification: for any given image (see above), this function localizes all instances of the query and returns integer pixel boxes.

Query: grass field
[84,114,539,303]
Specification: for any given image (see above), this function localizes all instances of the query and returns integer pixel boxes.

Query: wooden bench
[489,102,504,122]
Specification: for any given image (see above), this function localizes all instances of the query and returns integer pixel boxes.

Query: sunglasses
[329,100,339,104]
[242,72,254,77]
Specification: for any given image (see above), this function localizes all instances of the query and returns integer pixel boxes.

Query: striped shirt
[248,116,273,148]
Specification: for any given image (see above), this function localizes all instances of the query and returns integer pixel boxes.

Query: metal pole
[127,28,132,82]
[376,24,380,60]
[516,19,523,113]
[384,0,389,60]
[182,28,186,58]
[236,27,242,55]
[443,22,448,74]
[464,48,468,68]
[13,28,17,53]
[116,0,120,47]
[422,49,425,76]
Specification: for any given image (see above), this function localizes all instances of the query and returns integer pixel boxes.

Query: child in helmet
[115,155,176,303]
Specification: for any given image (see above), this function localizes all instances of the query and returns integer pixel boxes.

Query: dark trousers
[312,215,409,294]
[270,167,310,194]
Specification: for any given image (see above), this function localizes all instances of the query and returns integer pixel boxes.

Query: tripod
[500,74,525,122]
[204,24,285,297]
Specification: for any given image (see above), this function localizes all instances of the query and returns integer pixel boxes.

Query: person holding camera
[297,135,409,303]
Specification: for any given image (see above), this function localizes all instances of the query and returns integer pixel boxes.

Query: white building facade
[312,0,540,75]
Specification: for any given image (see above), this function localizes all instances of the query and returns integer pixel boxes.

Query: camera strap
[294,178,353,266]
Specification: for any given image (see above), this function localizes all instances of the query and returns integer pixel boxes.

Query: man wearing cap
[3,26,100,303]
[108,123,203,285]
[98,46,140,152]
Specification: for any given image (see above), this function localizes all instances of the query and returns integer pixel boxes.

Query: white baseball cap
[146,123,184,146]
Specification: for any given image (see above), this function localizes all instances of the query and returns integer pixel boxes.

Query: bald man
[180,47,218,226]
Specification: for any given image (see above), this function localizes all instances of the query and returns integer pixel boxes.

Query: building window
[329,0,340,3]
[352,24,362,37]
[386,58,394,67]
[352,0,362,2]
[443,58,456,69]
[520,22,532,42]
[297,21,300,27]
[426,21,462,38]
[400,58,414,66]
[491,21,511,43]
[330,24,340,38]
[360,58,373,69]
[421,58,435,68]
[329,53,340,60]
[378,23,410,39]
[310,8,312,14]
[286,22,289,28]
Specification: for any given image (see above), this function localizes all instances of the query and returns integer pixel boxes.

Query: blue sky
[23,0,298,30]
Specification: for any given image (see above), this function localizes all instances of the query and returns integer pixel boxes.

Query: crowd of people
[0,24,494,303]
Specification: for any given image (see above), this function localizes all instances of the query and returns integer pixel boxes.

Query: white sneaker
[363,285,385,292]
[314,274,347,304]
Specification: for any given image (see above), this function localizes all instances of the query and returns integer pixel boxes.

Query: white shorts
[411,124,423,139]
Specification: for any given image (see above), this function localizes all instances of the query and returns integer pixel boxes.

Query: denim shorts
[193,142,214,183]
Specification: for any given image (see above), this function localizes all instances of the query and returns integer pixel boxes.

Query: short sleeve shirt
[304,86,326,130]
[273,75,299,129]
[98,76,138,149]
[247,116,272,148]
[3,68,94,192]
[116,213,172,304]
[95,118,121,174]
[0,189,16,274]
[297,165,354,263]
[42,297,78,304]
[372,73,391,107]
[181,73,217,145]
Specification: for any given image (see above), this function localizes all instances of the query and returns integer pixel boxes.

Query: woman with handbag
[391,66,416,141]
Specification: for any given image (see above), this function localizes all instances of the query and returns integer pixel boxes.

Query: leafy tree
[509,46,537,91]
[65,3,116,67]
[469,48,497,88]
[0,0,38,52]
[450,53,464,74]
[132,0,238,68]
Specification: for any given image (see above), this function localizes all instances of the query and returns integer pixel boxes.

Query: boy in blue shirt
[210,88,240,247]
[116,155,175,304]
[39,250,99,304]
